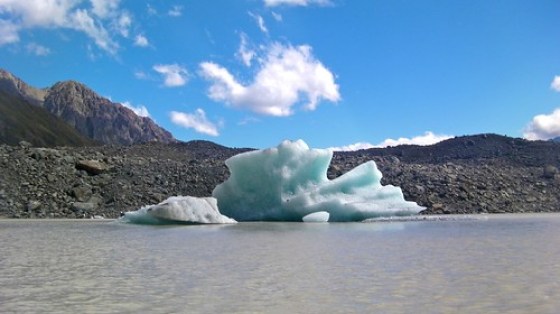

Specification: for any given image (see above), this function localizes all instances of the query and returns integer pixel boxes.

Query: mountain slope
[0,69,176,145]
[44,81,175,145]
[0,91,96,147]
[0,69,46,107]
[343,133,560,167]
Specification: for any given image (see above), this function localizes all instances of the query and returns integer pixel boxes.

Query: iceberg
[212,140,423,222]
[120,196,237,224]
[302,211,330,223]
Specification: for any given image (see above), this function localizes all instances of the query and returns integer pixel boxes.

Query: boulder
[543,165,558,179]
[71,202,96,212]
[71,185,93,202]
[76,160,107,175]
[26,200,41,211]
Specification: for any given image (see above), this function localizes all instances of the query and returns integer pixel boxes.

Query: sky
[0,0,559,150]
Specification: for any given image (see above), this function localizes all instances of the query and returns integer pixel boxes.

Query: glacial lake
[1,214,560,313]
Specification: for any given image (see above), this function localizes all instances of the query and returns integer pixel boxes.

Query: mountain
[0,69,46,107]
[342,133,560,167]
[0,91,96,147]
[0,69,175,146]
[44,81,175,145]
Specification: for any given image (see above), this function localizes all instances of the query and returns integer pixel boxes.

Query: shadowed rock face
[44,81,175,145]
[0,91,96,147]
[0,69,175,146]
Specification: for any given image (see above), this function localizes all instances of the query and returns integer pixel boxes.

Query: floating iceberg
[120,196,237,224]
[302,211,330,223]
[212,140,423,222]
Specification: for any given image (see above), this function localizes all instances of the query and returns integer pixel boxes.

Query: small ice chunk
[121,196,237,224]
[302,211,330,222]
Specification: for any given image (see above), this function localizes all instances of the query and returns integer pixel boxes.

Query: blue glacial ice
[120,140,423,224]
[212,139,424,222]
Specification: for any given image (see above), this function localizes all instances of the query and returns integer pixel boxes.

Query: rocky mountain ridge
[0,69,175,146]
[0,69,46,106]
[1,134,559,219]
[333,134,560,215]
[0,91,96,147]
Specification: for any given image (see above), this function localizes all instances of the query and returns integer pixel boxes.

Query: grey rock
[543,165,558,179]
[71,202,96,212]
[75,160,107,175]
[26,201,41,211]
[19,141,32,148]
[71,185,92,202]
[63,155,75,163]
[86,195,104,206]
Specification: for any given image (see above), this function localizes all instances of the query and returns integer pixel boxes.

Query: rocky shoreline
[1,134,559,219]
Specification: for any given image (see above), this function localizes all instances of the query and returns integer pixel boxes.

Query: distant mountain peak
[45,79,175,145]
[0,68,46,107]
[51,80,93,91]
[0,90,96,147]
[0,69,176,146]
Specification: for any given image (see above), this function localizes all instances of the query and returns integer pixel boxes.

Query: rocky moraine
[1,134,560,219]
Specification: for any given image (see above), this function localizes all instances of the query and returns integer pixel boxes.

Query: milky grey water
[1,214,560,314]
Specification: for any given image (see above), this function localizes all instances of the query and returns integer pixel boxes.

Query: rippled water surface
[1,214,560,313]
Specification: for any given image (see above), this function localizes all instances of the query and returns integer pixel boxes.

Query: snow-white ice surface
[302,211,330,222]
[212,140,424,222]
[120,196,237,224]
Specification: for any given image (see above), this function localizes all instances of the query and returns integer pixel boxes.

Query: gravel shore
[1,135,559,218]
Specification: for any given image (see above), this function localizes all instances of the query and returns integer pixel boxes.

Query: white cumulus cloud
[271,12,282,22]
[113,11,131,37]
[264,0,332,7]
[146,3,157,15]
[69,8,118,54]
[0,0,74,27]
[0,0,134,54]
[200,42,340,116]
[168,5,182,17]
[91,0,120,18]
[134,70,148,79]
[249,12,268,34]
[375,131,453,148]
[26,42,50,56]
[134,34,149,47]
[170,109,220,136]
[121,101,150,117]
[236,33,255,66]
[153,64,188,87]
[0,19,19,44]
[328,142,375,152]
[523,108,560,140]
[330,132,453,151]
[551,76,560,92]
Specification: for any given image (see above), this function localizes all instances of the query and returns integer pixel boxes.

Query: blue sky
[1,0,559,149]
